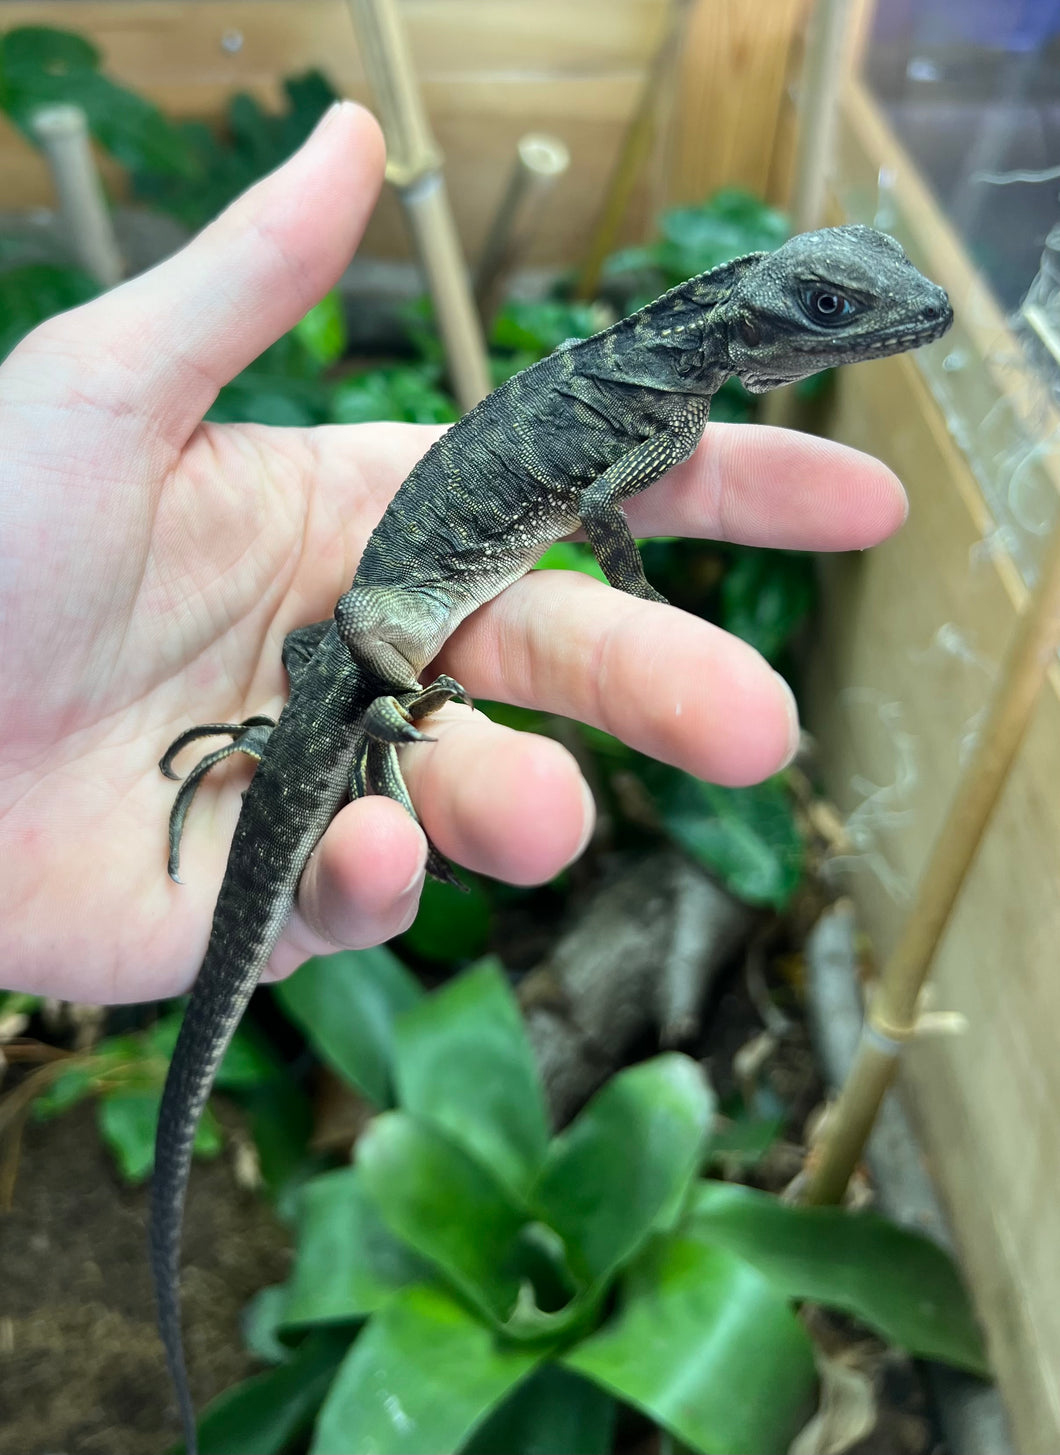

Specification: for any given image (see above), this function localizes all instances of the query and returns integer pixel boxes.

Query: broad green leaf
[393,961,549,1199]
[30,1062,96,1118]
[721,547,815,663]
[273,947,422,1107]
[96,1090,221,1183]
[148,1012,281,1092]
[400,874,493,962]
[312,1284,540,1455]
[0,27,196,177]
[463,1363,616,1455]
[329,365,459,425]
[238,1077,314,1198]
[357,1112,526,1321]
[532,1055,713,1288]
[688,1181,989,1375]
[286,1167,428,1325]
[194,1328,350,1455]
[635,760,804,909]
[565,1237,815,1455]
[535,541,607,582]
[0,262,99,360]
[242,1284,293,1365]
[293,291,347,368]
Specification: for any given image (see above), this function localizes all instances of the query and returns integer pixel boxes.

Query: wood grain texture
[1,1,806,260]
[806,80,1060,1455]
[668,0,811,203]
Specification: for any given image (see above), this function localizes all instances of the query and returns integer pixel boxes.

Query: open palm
[0,103,907,1003]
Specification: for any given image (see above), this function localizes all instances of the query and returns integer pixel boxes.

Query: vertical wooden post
[346,0,491,410]
[30,105,123,287]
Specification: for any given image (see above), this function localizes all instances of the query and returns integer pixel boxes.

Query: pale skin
[0,102,908,1004]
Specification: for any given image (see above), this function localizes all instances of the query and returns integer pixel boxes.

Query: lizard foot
[351,736,466,890]
[361,674,470,747]
[159,717,275,883]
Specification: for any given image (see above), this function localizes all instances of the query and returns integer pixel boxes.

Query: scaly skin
[152,224,952,1452]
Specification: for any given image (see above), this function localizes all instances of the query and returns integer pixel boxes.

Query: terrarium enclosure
[1,1,1058,1452]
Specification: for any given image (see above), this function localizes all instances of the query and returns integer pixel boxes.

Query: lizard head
[723,224,952,392]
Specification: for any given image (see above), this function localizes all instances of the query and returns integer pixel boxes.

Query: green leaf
[285,1167,428,1326]
[273,947,423,1107]
[96,1089,221,1183]
[721,548,815,663]
[312,1284,540,1455]
[242,1284,294,1365]
[635,760,804,909]
[328,364,459,425]
[293,291,347,368]
[357,1112,527,1321]
[688,1181,989,1375]
[194,1328,350,1455]
[30,1063,96,1118]
[565,1236,815,1455]
[463,1363,616,1455]
[534,541,608,583]
[400,874,493,962]
[489,299,603,358]
[532,1055,713,1289]
[0,27,196,177]
[393,961,549,1199]
[0,262,99,359]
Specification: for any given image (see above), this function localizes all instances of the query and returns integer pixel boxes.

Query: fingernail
[401,835,429,898]
[574,777,597,859]
[774,672,801,769]
[311,99,349,139]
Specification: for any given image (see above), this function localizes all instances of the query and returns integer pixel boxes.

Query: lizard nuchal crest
[151,223,951,1452]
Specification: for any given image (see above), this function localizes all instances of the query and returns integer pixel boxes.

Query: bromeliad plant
[190,954,988,1455]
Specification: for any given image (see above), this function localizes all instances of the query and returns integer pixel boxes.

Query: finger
[623,422,907,550]
[269,795,427,977]
[399,709,595,881]
[269,718,594,971]
[439,571,800,787]
[307,421,905,575]
[21,102,385,442]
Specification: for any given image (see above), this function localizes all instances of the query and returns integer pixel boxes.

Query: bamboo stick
[573,0,692,302]
[474,133,570,330]
[345,0,490,410]
[30,104,123,287]
[789,0,857,235]
[805,508,1060,1206]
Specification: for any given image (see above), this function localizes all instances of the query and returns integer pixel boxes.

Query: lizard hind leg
[159,717,275,883]
[350,674,471,889]
[361,739,465,889]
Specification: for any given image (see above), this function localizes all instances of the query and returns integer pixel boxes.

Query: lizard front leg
[578,399,709,602]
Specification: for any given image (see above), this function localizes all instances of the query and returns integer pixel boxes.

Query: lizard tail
[150,884,292,1455]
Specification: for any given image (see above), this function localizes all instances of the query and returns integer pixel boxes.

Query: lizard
[151,222,951,1453]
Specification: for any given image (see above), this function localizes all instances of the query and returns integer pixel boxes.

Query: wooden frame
[806,69,1060,1453]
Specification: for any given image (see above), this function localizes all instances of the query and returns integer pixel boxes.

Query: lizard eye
[803,288,857,326]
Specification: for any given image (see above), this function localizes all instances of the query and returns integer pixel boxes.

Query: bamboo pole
[573,0,692,302]
[30,104,123,287]
[474,133,570,330]
[805,509,1060,1206]
[345,0,490,410]
[762,0,858,426]
[789,0,856,235]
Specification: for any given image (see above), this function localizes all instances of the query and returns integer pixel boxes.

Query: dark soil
[0,1101,289,1455]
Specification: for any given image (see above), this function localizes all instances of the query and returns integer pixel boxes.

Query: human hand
[0,102,907,1003]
